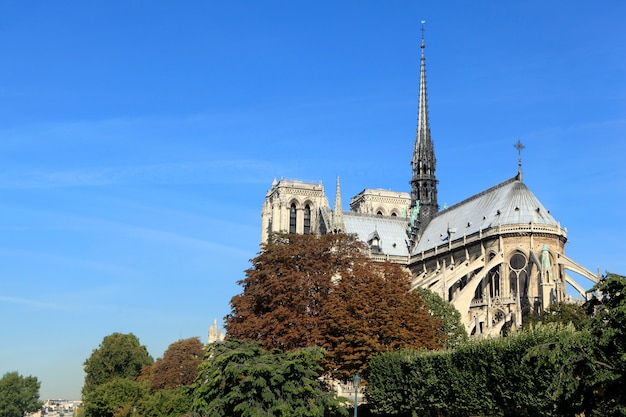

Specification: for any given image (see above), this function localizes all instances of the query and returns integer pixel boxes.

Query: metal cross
[514,139,525,171]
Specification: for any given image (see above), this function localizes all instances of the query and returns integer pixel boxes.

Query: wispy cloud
[113,222,253,258]
[0,108,286,189]
[0,246,140,276]
[0,159,275,189]
[0,295,80,311]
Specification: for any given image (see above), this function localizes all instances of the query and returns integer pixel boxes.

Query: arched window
[377,211,383,216]
[289,204,297,234]
[488,266,501,298]
[487,253,501,298]
[509,252,528,297]
[303,205,311,234]
[391,212,398,217]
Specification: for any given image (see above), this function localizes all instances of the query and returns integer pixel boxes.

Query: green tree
[226,233,368,351]
[321,261,443,381]
[83,333,154,417]
[139,387,192,417]
[581,272,626,415]
[191,339,348,417]
[0,372,42,417]
[414,287,468,348]
[523,300,589,330]
[83,378,147,417]
[523,325,603,416]
[83,333,153,396]
[149,337,204,391]
[368,324,574,417]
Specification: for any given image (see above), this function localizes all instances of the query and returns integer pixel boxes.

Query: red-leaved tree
[225,233,443,380]
[226,233,364,351]
[150,337,204,391]
[320,260,443,381]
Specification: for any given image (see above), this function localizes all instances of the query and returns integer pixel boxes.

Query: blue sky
[0,1,624,400]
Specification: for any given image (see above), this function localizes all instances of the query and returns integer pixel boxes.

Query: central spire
[410,20,439,242]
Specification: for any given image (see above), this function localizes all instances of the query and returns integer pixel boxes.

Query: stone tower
[260,178,331,243]
[410,22,439,243]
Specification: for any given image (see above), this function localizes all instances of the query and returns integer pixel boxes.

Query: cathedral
[259,31,599,337]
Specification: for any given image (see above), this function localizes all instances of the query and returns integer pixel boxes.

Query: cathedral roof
[412,174,559,254]
[343,213,411,257]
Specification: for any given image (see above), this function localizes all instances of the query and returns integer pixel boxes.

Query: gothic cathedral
[259,30,599,336]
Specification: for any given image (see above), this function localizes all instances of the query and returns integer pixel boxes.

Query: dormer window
[367,231,381,254]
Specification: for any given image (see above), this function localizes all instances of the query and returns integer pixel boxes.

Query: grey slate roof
[343,213,411,257]
[412,175,559,254]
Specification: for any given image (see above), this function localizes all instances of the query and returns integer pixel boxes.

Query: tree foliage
[368,324,575,417]
[149,337,204,391]
[523,300,589,331]
[367,272,626,416]
[83,333,154,417]
[82,333,218,417]
[226,233,364,351]
[83,378,147,417]
[413,287,468,348]
[578,272,626,415]
[0,371,42,417]
[321,261,443,381]
[226,233,442,380]
[83,333,154,396]
[139,387,193,417]
[191,339,348,417]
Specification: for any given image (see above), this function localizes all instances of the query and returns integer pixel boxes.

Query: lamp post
[352,373,361,417]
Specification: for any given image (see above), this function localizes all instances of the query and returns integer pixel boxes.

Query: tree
[414,287,468,349]
[83,333,154,417]
[581,272,626,415]
[0,372,42,417]
[520,272,626,416]
[191,339,347,417]
[368,324,576,417]
[226,233,365,351]
[321,261,443,381]
[150,337,204,391]
[523,301,589,331]
[83,333,154,396]
[226,233,443,381]
[83,378,147,417]
[139,387,192,417]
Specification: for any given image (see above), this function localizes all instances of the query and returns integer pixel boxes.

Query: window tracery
[508,252,528,297]
[303,205,311,234]
[289,203,297,234]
